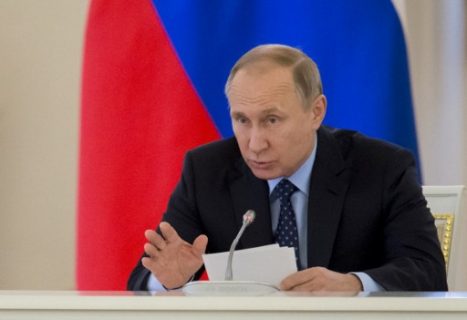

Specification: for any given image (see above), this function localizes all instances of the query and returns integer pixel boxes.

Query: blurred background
[0,0,465,289]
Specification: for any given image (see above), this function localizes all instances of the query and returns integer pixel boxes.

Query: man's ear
[310,94,327,128]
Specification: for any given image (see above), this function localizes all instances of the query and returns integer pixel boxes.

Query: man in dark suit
[128,44,447,292]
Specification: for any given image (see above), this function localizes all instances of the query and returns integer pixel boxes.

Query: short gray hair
[225,44,323,108]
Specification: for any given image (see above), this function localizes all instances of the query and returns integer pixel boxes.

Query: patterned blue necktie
[272,179,301,269]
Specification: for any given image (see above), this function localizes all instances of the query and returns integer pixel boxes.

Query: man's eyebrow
[260,107,282,115]
[230,111,246,117]
[231,108,283,117]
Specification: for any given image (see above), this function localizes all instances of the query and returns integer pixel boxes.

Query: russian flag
[77,0,418,290]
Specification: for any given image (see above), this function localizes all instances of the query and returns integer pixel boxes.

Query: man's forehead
[228,81,295,105]
[229,66,294,93]
[238,60,292,77]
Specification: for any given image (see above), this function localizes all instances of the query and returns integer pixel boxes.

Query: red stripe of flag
[77,0,219,290]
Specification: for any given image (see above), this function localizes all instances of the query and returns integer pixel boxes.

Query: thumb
[192,234,208,256]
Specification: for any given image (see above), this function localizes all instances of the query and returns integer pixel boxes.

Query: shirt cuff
[147,273,196,292]
[147,273,167,293]
[353,272,385,292]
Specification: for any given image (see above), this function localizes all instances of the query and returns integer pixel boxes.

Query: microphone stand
[225,210,255,281]
[182,210,278,296]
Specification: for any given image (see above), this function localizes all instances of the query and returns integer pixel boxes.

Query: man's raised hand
[141,222,208,289]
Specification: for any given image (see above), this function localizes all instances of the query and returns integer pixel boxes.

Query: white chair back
[422,185,465,290]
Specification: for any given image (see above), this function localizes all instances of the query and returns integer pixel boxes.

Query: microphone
[224,209,256,281]
[182,208,277,295]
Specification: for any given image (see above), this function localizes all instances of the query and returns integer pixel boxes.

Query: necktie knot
[271,179,298,205]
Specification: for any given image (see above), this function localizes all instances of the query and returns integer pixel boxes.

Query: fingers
[159,222,181,242]
[145,229,166,250]
[280,268,316,291]
[144,222,181,252]
[141,256,155,270]
[142,223,208,269]
[144,224,208,259]
[192,234,208,256]
[144,242,159,257]
[280,267,362,292]
[141,256,168,278]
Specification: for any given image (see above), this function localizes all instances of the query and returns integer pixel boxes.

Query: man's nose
[248,128,268,154]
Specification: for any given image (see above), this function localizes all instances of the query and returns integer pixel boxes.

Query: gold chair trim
[433,213,455,270]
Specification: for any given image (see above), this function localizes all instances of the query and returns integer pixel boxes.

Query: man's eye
[236,117,248,124]
[267,116,279,124]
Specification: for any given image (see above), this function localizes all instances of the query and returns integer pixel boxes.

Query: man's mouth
[248,159,273,169]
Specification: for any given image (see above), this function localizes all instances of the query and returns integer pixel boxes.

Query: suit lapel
[225,128,353,265]
[228,158,274,249]
[307,128,352,268]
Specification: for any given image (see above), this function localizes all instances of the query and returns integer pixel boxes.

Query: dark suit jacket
[128,126,447,291]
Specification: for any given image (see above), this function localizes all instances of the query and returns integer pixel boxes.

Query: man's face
[228,63,326,180]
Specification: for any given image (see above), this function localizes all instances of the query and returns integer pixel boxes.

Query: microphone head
[243,210,256,226]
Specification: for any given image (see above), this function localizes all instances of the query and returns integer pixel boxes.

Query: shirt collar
[267,135,317,196]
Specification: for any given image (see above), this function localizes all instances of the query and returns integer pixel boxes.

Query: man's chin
[249,167,281,180]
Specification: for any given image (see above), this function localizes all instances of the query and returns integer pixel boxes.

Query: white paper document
[202,244,298,287]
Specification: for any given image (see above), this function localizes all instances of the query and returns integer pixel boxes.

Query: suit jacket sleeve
[127,151,205,290]
[364,148,447,290]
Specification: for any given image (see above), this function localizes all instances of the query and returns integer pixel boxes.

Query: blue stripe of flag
[152,0,419,162]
